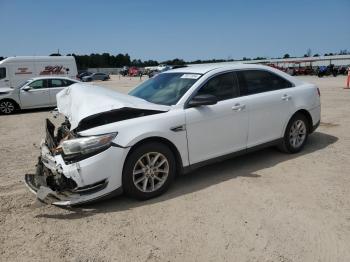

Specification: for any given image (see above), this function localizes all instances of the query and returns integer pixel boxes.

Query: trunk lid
[57,83,170,130]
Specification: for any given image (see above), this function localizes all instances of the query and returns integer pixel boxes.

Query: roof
[29,76,79,81]
[0,56,75,64]
[166,63,272,74]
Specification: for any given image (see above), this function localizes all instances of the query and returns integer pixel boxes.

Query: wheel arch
[288,109,313,133]
[0,98,20,110]
[124,136,185,176]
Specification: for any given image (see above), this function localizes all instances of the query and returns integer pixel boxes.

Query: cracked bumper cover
[25,140,128,206]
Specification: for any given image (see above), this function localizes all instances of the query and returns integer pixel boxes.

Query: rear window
[63,80,76,86]
[0,68,6,80]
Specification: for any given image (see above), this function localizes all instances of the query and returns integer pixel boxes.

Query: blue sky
[0,0,349,61]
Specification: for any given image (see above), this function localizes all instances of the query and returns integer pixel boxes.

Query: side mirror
[22,86,31,91]
[188,94,218,107]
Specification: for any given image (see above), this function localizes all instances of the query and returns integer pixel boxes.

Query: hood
[57,83,170,130]
[0,87,14,94]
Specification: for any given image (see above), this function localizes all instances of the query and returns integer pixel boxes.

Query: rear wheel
[0,100,16,114]
[122,142,176,200]
[279,113,309,153]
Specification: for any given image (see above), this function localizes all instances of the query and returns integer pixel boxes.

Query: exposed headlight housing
[60,133,117,161]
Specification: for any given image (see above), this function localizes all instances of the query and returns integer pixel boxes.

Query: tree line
[0,49,349,69]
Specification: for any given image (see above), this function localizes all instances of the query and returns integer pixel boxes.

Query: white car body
[0,56,78,89]
[0,76,79,112]
[25,64,321,206]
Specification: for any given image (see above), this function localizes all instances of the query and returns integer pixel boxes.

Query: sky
[0,0,349,61]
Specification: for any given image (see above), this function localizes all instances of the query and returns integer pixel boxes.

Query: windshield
[129,73,201,105]
[17,80,31,89]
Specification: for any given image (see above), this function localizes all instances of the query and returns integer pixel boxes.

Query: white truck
[0,56,78,89]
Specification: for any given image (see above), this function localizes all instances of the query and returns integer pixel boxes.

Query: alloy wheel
[289,119,307,148]
[132,152,169,193]
[0,101,15,114]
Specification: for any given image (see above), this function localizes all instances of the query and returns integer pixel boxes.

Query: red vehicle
[266,63,287,72]
[128,67,140,77]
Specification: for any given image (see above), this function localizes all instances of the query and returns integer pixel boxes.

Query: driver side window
[29,80,47,89]
[197,72,239,101]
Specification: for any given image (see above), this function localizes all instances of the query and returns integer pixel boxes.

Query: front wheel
[122,142,176,200]
[0,100,16,114]
[279,114,309,153]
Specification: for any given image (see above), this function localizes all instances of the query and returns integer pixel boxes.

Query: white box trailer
[0,56,78,89]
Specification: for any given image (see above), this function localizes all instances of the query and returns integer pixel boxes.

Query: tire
[122,142,176,200]
[278,113,309,154]
[0,99,17,114]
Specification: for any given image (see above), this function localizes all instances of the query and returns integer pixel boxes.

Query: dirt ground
[1,75,350,262]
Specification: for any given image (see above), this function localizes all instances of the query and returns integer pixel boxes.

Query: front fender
[118,129,189,167]
[80,109,190,167]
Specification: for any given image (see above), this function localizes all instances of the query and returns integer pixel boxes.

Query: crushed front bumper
[24,120,128,206]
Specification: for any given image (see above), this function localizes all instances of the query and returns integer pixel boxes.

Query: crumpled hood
[57,83,170,130]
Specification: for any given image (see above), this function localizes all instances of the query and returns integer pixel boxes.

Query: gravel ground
[0,75,350,262]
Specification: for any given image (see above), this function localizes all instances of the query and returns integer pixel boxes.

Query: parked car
[317,64,338,77]
[120,66,129,76]
[0,56,77,90]
[295,66,314,75]
[0,77,79,114]
[286,65,315,76]
[336,66,348,75]
[82,72,110,82]
[128,67,141,77]
[77,71,92,80]
[147,66,172,78]
[25,64,321,206]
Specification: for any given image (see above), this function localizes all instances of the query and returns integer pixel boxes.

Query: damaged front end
[25,84,170,206]
[25,119,113,206]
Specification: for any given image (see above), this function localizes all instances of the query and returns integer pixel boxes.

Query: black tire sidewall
[283,114,309,153]
[122,142,176,200]
[0,100,16,114]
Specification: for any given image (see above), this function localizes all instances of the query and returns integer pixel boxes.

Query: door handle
[232,103,246,111]
[281,94,292,101]
[4,80,9,82]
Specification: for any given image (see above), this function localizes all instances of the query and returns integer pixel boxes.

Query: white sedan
[25,64,321,206]
[0,76,79,114]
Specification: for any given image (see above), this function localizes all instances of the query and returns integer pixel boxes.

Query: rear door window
[237,70,293,95]
[0,68,6,79]
[196,72,239,101]
[49,79,64,87]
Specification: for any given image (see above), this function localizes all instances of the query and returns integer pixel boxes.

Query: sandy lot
[1,75,350,262]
